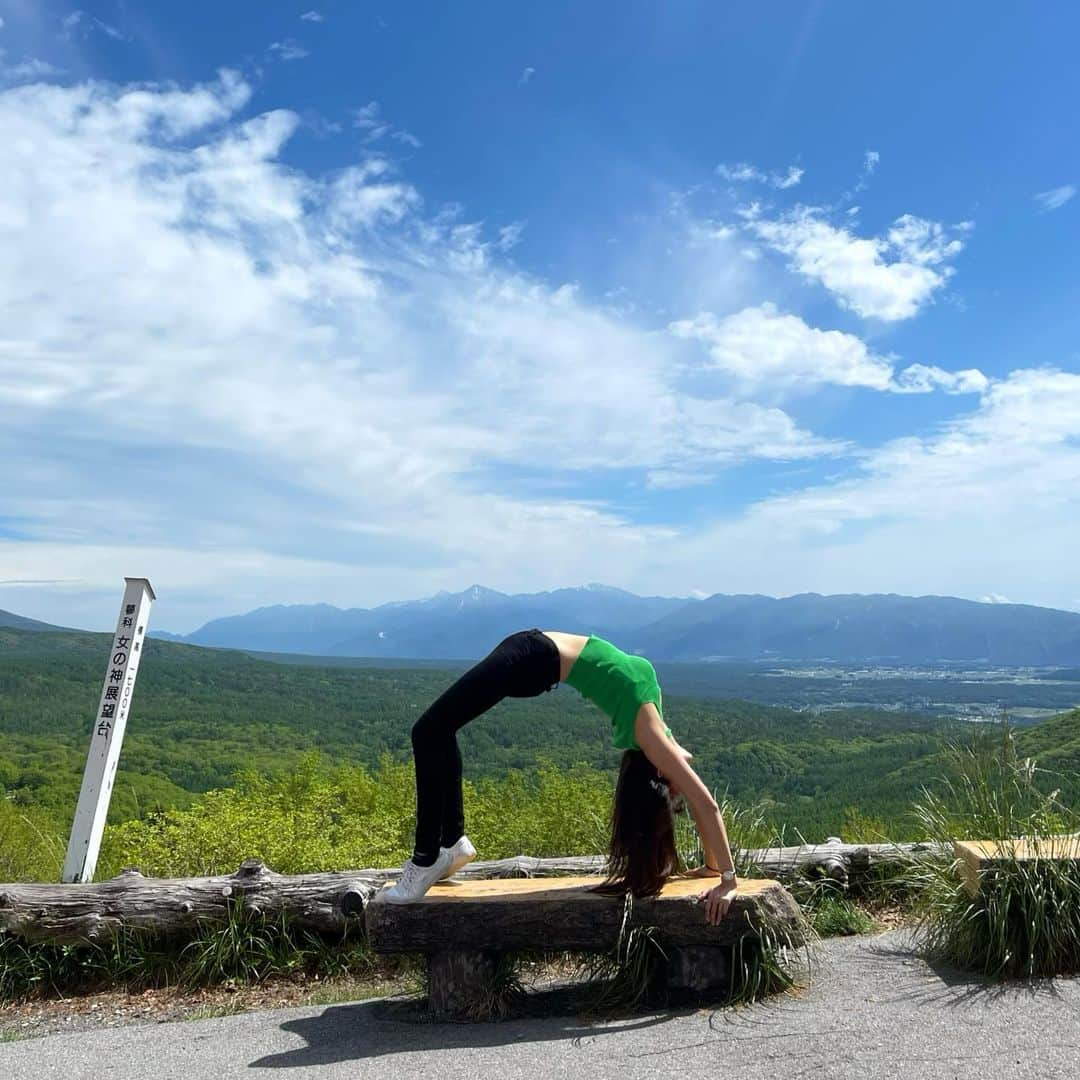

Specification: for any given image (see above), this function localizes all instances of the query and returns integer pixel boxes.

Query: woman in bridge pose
[378,629,738,924]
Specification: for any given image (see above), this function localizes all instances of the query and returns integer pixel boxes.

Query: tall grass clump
[904,719,1080,979]
[0,799,66,882]
[574,888,812,1014]
[574,893,671,1012]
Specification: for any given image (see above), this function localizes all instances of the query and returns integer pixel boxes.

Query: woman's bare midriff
[539,630,590,683]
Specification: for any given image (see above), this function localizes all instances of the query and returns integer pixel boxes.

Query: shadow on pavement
[251,990,682,1069]
[826,926,1080,1010]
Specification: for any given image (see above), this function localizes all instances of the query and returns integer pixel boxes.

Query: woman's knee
[410,715,429,748]
[411,710,449,751]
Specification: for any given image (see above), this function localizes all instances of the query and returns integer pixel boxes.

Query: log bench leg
[666,945,731,999]
[427,949,503,1019]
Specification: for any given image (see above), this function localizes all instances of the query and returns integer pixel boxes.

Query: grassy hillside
[1016,707,1080,784]
[3,626,1077,881]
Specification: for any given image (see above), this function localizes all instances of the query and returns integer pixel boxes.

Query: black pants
[410,629,561,865]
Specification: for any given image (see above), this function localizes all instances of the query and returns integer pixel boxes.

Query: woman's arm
[634,703,738,924]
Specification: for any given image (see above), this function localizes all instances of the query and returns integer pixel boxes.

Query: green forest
[3,626,1080,883]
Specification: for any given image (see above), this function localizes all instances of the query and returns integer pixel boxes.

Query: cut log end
[341,886,367,918]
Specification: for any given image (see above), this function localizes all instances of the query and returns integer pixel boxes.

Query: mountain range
[133,585,1080,665]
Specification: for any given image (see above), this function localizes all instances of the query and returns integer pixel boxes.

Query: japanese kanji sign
[62,577,156,884]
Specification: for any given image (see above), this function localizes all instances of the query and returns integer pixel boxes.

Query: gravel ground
[3,924,1079,1080]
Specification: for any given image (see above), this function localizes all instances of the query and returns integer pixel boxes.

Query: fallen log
[737,837,949,884]
[0,840,946,946]
[0,861,381,946]
[450,838,950,887]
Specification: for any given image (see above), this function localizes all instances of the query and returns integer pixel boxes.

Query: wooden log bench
[365,875,806,1017]
[954,835,1080,896]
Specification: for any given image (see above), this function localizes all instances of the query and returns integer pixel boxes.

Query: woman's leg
[409,629,561,865]
[410,663,504,866]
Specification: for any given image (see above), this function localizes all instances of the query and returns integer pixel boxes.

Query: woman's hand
[698,881,737,925]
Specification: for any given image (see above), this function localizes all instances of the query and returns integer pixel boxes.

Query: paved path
[3,929,1079,1079]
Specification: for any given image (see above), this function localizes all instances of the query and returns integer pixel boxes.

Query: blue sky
[0,1,1077,633]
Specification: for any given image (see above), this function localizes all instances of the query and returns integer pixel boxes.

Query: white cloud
[496,222,525,250]
[748,208,969,321]
[352,100,420,147]
[670,302,985,397]
[671,303,894,392]
[772,165,803,190]
[519,66,535,85]
[645,469,715,490]
[835,150,881,206]
[717,161,804,189]
[747,368,1080,529]
[890,363,988,395]
[268,39,309,61]
[1035,185,1076,212]
[62,11,125,41]
[0,70,844,629]
[352,101,386,136]
[0,51,62,81]
[301,10,325,22]
[390,129,422,149]
[326,159,418,228]
[854,149,879,193]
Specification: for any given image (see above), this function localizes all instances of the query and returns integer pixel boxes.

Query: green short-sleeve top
[564,635,672,750]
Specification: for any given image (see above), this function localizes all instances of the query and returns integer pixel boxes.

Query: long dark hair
[592,749,680,898]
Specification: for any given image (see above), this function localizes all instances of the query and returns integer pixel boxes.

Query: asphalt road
[3,928,1079,1080]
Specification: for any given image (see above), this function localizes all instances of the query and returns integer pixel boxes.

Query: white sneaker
[439,835,477,879]
[377,849,454,903]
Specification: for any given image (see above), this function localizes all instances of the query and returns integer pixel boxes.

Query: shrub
[903,720,1080,979]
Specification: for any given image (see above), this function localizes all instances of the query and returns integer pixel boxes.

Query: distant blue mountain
[159,586,1080,665]
[171,584,686,659]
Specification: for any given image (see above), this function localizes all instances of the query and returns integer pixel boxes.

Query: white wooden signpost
[62,577,156,884]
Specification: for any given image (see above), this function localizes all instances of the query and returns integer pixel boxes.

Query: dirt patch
[864,901,917,933]
[0,972,415,1043]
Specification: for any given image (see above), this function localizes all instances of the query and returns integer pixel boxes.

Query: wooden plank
[381,874,776,901]
[367,876,804,954]
[955,836,1080,896]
